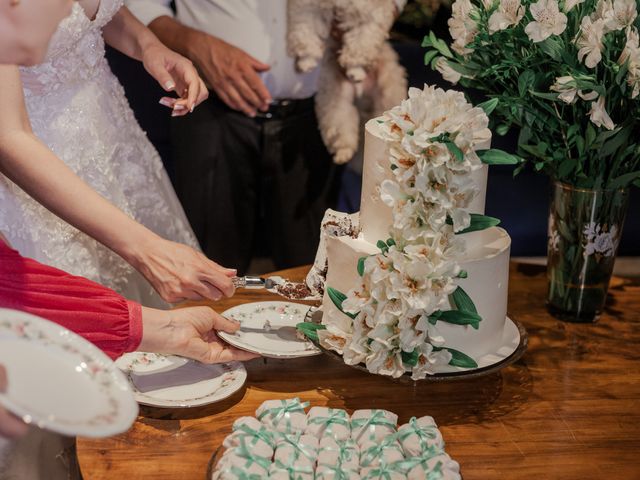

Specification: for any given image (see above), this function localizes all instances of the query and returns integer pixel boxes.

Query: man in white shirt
[126,0,405,273]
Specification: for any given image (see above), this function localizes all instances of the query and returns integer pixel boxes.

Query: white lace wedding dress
[0,0,198,308]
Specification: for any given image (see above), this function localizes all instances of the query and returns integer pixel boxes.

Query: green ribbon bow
[318,439,359,468]
[273,458,314,478]
[231,437,272,472]
[234,423,277,450]
[360,434,403,467]
[361,459,406,480]
[316,464,360,480]
[224,466,263,480]
[308,408,350,438]
[257,398,310,433]
[395,454,447,477]
[351,410,397,443]
[397,417,440,453]
[276,431,317,463]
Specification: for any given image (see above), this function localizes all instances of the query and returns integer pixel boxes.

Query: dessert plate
[219,301,321,358]
[115,353,247,408]
[0,308,138,438]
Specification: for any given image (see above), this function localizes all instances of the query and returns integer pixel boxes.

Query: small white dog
[288,0,407,164]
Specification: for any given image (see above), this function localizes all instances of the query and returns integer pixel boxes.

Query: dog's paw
[346,67,367,83]
[296,56,319,73]
[333,148,355,164]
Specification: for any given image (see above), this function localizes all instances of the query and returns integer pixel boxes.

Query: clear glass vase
[546,181,629,322]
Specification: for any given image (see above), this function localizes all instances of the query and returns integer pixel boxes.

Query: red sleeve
[0,242,143,360]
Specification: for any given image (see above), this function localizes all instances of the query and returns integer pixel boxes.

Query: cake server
[232,276,278,290]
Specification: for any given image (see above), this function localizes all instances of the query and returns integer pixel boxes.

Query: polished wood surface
[77,263,640,479]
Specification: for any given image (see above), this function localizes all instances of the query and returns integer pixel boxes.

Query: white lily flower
[488,0,526,33]
[576,16,606,68]
[595,0,637,31]
[588,96,615,130]
[524,0,568,42]
[448,0,479,55]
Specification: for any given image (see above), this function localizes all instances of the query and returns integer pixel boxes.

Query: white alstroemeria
[482,0,497,9]
[550,76,599,103]
[563,0,585,12]
[588,96,615,130]
[435,58,462,84]
[410,341,453,380]
[342,335,370,366]
[488,0,526,33]
[318,324,351,355]
[448,0,479,55]
[619,27,640,98]
[365,342,405,378]
[524,0,568,42]
[595,0,637,31]
[576,16,606,68]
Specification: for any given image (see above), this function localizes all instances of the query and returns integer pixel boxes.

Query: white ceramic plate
[115,353,247,408]
[0,308,138,438]
[219,301,321,358]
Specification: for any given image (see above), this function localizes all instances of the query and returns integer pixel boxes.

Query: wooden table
[77,263,640,479]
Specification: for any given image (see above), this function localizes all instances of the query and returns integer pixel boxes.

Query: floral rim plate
[115,353,247,408]
[312,314,527,383]
[0,308,138,438]
[218,301,321,359]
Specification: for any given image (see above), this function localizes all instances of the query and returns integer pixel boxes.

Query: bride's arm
[102,6,208,115]
[0,65,235,303]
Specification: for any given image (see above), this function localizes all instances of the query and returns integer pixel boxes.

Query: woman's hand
[128,235,236,303]
[138,306,260,363]
[142,42,209,116]
[0,365,29,439]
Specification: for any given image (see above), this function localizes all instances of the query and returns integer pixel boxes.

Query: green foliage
[327,287,357,320]
[447,213,501,233]
[424,0,640,189]
[296,322,326,342]
[433,346,479,368]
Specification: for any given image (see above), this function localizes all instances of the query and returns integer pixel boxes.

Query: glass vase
[546,181,629,322]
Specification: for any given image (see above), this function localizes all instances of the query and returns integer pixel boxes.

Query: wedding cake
[305,85,518,380]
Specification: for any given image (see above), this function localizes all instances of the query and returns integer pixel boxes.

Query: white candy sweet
[360,465,406,480]
[359,439,404,468]
[397,416,445,457]
[406,453,461,480]
[222,417,277,459]
[268,464,314,480]
[317,437,360,471]
[306,406,351,441]
[214,448,270,478]
[256,398,309,434]
[316,465,362,480]
[273,433,319,470]
[351,409,398,446]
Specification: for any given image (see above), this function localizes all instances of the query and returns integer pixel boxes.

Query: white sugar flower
[563,0,585,12]
[595,0,637,31]
[448,0,479,55]
[488,0,526,33]
[619,27,640,98]
[524,0,568,42]
[588,96,615,130]
[435,58,462,84]
[576,16,606,68]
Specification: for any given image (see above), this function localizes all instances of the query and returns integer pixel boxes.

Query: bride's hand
[138,306,260,363]
[128,236,236,303]
[142,43,208,116]
[0,365,29,439]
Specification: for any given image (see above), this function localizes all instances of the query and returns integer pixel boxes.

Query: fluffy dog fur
[287,0,407,164]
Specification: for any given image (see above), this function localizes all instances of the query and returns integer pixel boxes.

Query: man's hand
[189,33,272,117]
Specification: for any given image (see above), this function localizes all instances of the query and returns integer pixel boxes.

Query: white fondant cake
[309,85,515,379]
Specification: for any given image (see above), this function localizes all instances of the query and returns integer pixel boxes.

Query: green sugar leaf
[327,287,357,320]
[401,349,420,367]
[386,238,396,247]
[357,256,367,277]
[449,214,501,234]
[296,322,326,342]
[457,270,468,279]
[443,140,464,163]
[433,346,478,368]
[437,310,481,330]
[478,149,522,165]
[376,240,389,253]
[450,287,480,317]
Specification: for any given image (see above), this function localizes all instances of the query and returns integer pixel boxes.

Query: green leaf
[443,140,464,162]
[401,349,420,367]
[386,238,396,247]
[478,149,522,165]
[538,37,564,61]
[437,309,481,330]
[357,256,366,277]
[327,287,357,320]
[457,270,468,279]
[296,322,326,342]
[477,98,499,115]
[609,171,640,189]
[449,213,501,234]
[450,287,479,316]
[496,124,510,136]
[433,346,478,368]
[424,50,440,66]
[376,240,389,253]
[518,70,535,97]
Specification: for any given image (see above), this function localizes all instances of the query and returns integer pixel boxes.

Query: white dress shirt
[126,0,407,100]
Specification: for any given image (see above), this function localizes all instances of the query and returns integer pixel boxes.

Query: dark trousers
[170,97,341,275]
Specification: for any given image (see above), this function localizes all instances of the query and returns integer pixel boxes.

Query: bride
[0,0,218,307]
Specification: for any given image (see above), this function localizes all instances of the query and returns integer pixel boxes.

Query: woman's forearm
[102,6,163,61]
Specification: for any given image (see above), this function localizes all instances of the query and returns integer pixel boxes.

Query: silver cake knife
[232,276,278,290]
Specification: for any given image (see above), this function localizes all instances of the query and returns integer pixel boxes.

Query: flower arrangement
[425,0,640,190]
[300,85,518,379]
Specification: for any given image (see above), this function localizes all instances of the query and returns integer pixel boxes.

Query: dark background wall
[106,21,638,257]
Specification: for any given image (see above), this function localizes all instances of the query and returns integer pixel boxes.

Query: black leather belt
[254,97,315,120]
